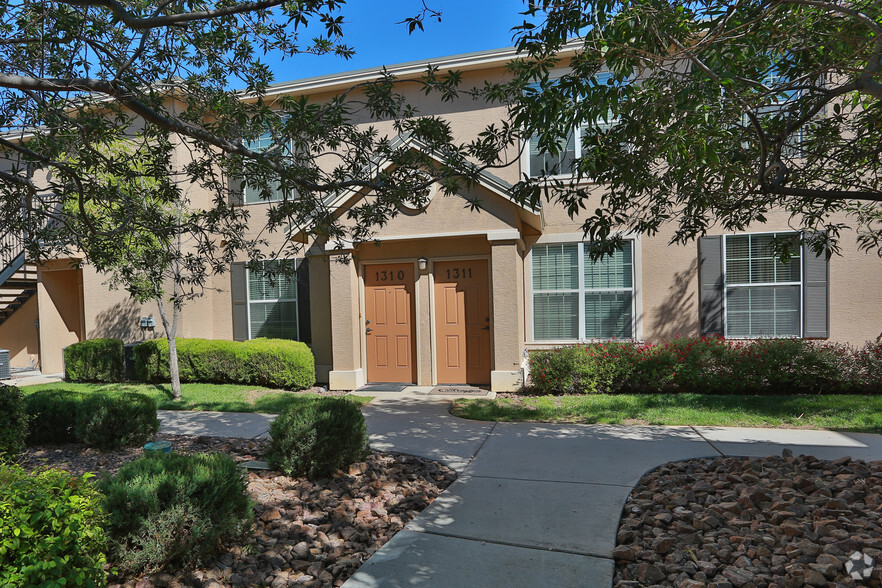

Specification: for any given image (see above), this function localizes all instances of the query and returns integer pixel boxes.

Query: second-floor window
[532,240,635,340]
[243,133,291,204]
[526,73,622,178]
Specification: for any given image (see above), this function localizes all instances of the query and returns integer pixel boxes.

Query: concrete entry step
[356,383,410,393]
[350,385,495,400]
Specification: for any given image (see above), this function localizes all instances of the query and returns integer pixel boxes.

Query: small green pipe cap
[144,440,172,455]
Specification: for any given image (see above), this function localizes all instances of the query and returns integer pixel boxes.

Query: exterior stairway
[0,233,37,328]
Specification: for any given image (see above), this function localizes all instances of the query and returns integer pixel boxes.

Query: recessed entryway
[364,263,416,383]
[433,259,491,385]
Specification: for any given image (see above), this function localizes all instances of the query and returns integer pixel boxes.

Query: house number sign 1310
[375,270,406,282]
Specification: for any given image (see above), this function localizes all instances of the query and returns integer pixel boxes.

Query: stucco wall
[0,295,38,369]
[37,263,85,374]
[529,198,882,347]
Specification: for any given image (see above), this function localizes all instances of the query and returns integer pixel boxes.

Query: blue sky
[267,1,528,83]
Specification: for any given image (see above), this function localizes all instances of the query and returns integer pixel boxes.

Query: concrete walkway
[158,410,274,439]
[155,399,882,587]
[346,400,882,587]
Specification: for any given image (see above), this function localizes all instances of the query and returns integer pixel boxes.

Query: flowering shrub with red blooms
[528,337,882,395]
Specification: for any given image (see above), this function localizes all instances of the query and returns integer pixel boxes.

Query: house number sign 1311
[446,267,472,279]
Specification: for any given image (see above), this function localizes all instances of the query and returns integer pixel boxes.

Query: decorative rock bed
[614,454,882,587]
[16,435,457,587]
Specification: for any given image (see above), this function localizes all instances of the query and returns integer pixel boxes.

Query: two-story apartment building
[3,46,881,390]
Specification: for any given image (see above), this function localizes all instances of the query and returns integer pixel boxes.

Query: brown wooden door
[434,260,491,385]
[365,263,416,383]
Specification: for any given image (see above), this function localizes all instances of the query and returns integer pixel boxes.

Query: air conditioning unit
[0,349,9,380]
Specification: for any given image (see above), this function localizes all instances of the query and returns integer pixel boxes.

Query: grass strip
[451,393,882,432]
[23,382,372,414]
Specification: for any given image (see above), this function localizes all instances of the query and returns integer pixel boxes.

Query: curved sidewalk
[347,398,882,587]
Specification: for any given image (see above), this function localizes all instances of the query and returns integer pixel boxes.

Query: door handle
[482,326,490,331]
[366,327,373,334]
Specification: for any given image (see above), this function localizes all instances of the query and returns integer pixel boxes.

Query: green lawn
[24,382,372,414]
[451,394,882,432]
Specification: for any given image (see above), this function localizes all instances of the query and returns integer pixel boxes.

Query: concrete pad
[343,529,613,588]
[6,372,64,386]
[695,426,882,461]
[361,398,494,473]
[469,423,719,486]
[407,475,632,557]
[157,410,274,439]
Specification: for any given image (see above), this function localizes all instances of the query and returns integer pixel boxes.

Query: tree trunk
[167,334,182,400]
[154,293,182,400]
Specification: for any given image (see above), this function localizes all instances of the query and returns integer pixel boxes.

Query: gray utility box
[0,349,9,380]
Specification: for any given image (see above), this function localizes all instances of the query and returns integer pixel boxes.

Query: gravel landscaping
[615,453,882,587]
[15,436,457,587]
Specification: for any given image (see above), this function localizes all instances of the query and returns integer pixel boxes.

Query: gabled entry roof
[287,132,542,239]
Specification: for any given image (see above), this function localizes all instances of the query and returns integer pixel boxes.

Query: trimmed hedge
[24,389,84,445]
[74,392,159,450]
[22,390,158,449]
[135,337,315,390]
[0,384,29,456]
[528,337,882,396]
[0,463,107,586]
[266,397,369,480]
[99,452,253,574]
[64,338,125,382]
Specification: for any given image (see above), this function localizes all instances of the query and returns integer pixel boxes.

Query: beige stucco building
[2,47,881,390]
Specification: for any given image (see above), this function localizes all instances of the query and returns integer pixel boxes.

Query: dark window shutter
[802,237,829,338]
[231,262,248,341]
[230,178,244,206]
[296,258,311,344]
[699,236,724,336]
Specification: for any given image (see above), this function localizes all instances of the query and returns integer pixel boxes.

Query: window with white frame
[532,240,634,340]
[750,72,804,157]
[243,133,291,204]
[247,260,299,339]
[526,72,622,178]
[724,233,801,337]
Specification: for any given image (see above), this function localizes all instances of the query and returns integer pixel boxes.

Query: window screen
[725,233,801,337]
[533,241,634,340]
[248,260,299,340]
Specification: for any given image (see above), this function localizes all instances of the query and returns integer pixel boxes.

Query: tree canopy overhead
[509,0,882,255]
[0,0,512,267]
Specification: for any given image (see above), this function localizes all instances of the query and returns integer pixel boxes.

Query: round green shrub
[266,397,369,480]
[0,384,29,456]
[0,462,107,587]
[64,338,125,382]
[74,392,159,450]
[99,452,253,574]
[243,338,315,390]
[24,389,84,445]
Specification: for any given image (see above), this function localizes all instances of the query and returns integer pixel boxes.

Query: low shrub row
[0,386,160,452]
[134,337,315,390]
[64,338,125,383]
[0,384,28,456]
[529,337,882,395]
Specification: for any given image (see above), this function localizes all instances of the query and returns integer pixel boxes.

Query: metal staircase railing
[0,231,25,287]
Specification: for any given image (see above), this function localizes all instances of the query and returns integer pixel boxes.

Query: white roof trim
[257,41,583,99]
